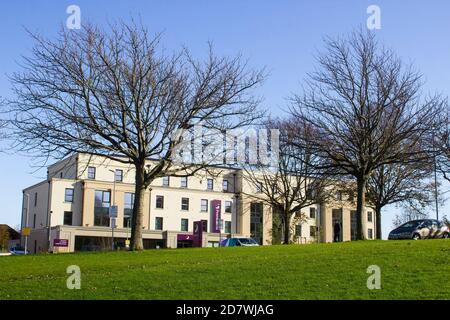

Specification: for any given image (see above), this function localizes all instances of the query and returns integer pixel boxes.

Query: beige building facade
[21,153,376,253]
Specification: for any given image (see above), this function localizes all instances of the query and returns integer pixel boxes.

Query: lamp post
[109,169,117,250]
[24,193,30,255]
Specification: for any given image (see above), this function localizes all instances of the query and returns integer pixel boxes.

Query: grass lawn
[0,240,449,300]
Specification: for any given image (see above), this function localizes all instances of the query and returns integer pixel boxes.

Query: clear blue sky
[0,0,448,238]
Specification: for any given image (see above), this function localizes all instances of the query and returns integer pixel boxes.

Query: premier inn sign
[211,200,221,233]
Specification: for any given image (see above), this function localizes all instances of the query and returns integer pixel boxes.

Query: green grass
[0,240,449,300]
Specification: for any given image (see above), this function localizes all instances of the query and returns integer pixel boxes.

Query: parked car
[9,246,29,255]
[220,238,259,247]
[388,219,449,240]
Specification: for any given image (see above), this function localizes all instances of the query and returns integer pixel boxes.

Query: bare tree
[4,22,265,250]
[242,118,331,244]
[290,30,442,240]
[367,161,433,239]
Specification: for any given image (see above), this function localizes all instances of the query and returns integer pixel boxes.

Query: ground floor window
[181,218,189,232]
[63,211,73,225]
[250,202,263,245]
[224,221,231,234]
[368,228,373,239]
[155,217,163,230]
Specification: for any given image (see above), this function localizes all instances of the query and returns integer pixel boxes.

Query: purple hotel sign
[211,200,221,233]
[53,239,69,247]
[177,234,193,241]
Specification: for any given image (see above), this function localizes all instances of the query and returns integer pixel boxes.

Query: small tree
[242,118,331,244]
[291,30,441,240]
[5,22,264,250]
[367,161,433,239]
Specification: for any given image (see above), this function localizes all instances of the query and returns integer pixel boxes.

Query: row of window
[86,167,232,192]
[155,196,232,213]
[154,217,232,233]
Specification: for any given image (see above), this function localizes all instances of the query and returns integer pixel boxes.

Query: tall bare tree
[367,161,433,239]
[290,30,442,240]
[242,118,331,244]
[4,22,264,250]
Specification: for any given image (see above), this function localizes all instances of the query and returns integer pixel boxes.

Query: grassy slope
[0,240,449,300]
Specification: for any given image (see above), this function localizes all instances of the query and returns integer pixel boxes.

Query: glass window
[181,177,188,188]
[155,217,163,230]
[368,228,373,239]
[200,199,208,212]
[34,192,37,207]
[295,224,302,237]
[256,182,263,193]
[162,176,170,187]
[64,211,73,226]
[181,198,189,211]
[115,169,123,182]
[336,191,343,201]
[225,221,232,234]
[222,179,229,192]
[88,167,96,179]
[367,211,373,222]
[181,219,189,232]
[310,226,316,237]
[225,201,232,213]
[310,207,316,219]
[65,188,74,202]
[94,190,110,227]
[123,193,134,228]
[207,179,214,190]
[156,195,164,209]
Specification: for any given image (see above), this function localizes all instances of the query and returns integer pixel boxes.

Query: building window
[162,176,170,187]
[200,199,208,212]
[310,226,316,237]
[181,198,189,211]
[65,188,74,202]
[335,191,343,201]
[181,177,188,188]
[181,218,189,232]
[256,182,263,193]
[222,179,229,192]
[367,211,373,222]
[88,167,96,179]
[309,207,316,219]
[115,169,123,182]
[368,228,373,239]
[306,188,316,200]
[155,217,163,230]
[64,211,73,226]
[33,214,36,228]
[34,192,37,207]
[225,221,232,234]
[156,195,164,209]
[207,178,214,191]
[295,224,302,237]
[123,193,134,228]
[225,201,232,213]
[94,190,110,227]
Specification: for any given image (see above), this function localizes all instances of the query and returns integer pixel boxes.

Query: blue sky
[0,0,448,237]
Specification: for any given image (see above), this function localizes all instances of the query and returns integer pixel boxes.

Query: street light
[23,193,30,255]
[108,169,117,250]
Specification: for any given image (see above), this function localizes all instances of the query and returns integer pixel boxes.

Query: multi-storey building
[20,153,376,253]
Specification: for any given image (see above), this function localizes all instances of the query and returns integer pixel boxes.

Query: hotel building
[21,153,376,253]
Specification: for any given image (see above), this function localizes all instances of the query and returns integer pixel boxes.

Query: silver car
[388,219,449,240]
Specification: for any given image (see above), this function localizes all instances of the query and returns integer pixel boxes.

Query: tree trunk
[130,162,146,251]
[356,175,367,240]
[283,212,290,244]
[375,206,382,240]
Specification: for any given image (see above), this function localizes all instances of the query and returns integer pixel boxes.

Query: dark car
[388,219,449,240]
